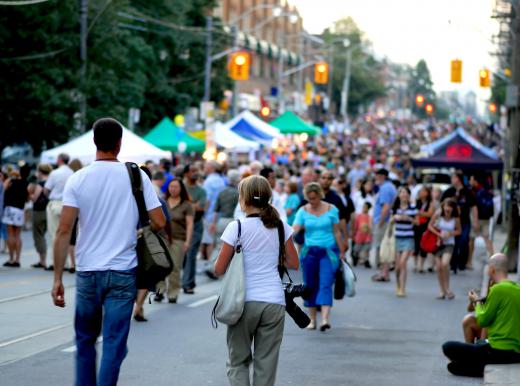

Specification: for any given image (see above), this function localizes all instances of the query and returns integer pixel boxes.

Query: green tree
[321,17,386,116]
[408,59,436,118]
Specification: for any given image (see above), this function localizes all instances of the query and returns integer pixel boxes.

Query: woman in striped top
[392,187,419,297]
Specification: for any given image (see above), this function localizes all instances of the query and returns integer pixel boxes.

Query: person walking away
[200,161,225,261]
[284,181,300,225]
[468,175,494,269]
[51,118,165,386]
[155,178,193,303]
[214,175,299,386]
[2,170,29,267]
[353,202,373,267]
[206,169,240,282]
[66,158,84,273]
[371,169,397,282]
[414,186,434,273]
[442,253,520,377]
[28,164,52,268]
[293,182,346,331]
[428,199,461,300]
[183,164,207,291]
[441,172,478,273]
[392,187,419,297]
[44,153,73,271]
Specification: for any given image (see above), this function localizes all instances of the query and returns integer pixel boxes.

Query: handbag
[342,260,356,297]
[420,228,440,253]
[379,223,396,263]
[211,220,245,327]
[334,264,346,300]
[126,162,173,291]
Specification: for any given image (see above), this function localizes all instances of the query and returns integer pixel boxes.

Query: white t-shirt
[221,217,293,306]
[45,165,73,201]
[62,161,161,271]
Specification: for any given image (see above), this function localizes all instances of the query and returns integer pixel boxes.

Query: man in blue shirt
[201,161,225,264]
[371,168,397,282]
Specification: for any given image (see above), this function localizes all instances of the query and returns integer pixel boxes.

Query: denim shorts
[395,237,415,252]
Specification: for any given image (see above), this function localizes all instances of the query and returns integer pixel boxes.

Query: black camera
[283,283,311,329]
[283,283,310,299]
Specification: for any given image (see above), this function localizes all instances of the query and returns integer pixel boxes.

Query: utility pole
[230,25,238,117]
[326,45,334,115]
[79,0,88,133]
[296,37,305,114]
[340,47,352,119]
[507,0,520,272]
[203,16,212,102]
[277,35,285,114]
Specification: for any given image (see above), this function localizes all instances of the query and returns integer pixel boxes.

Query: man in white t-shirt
[44,153,73,270]
[51,118,165,386]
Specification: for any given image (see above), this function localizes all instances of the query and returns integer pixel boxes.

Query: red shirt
[354,213,372,244]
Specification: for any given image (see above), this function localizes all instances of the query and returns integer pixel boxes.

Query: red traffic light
[415,94,425,106]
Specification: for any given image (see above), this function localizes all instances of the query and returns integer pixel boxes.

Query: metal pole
[203,16,212,102]
[79,0,88,133]
[230,25,238,117]
[277,34,285,114]
[340,47,352,118]
[296,37,305,113]
[327,44,334,114]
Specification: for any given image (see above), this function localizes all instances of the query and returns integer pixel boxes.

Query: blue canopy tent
[412,128,503,170]
[220,110,280,147]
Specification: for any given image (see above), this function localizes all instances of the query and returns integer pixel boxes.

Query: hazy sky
[292,0,497,100]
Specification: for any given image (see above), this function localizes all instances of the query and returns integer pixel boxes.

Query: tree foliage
[322,17,386,116]
[408,59,436,118]
[0,0,230,154]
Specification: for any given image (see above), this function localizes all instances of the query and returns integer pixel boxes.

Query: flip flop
[31,262,45,268]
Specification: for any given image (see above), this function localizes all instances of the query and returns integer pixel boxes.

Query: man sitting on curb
[442,253,520,377]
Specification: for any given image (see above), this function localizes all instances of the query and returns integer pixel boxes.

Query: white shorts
[201,220,216,245]
[2,206,24,227]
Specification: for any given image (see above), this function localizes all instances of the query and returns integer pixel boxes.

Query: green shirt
[186,184,206,223]
[476,280,520,353]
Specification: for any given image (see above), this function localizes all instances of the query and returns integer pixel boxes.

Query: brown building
[214,0,305,112]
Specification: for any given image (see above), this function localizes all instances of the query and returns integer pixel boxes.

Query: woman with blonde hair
[293,182,345,331]
[215,175,299,386]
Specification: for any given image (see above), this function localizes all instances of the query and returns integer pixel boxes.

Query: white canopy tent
[215,122,260,152]
[40,127,171,165]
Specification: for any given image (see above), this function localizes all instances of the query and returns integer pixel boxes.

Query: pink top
[354,213,372,244]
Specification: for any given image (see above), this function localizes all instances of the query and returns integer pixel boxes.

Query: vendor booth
[143,117,205,153]
[270,111,321,135]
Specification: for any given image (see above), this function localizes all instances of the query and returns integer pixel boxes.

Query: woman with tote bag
[214,175,299,386]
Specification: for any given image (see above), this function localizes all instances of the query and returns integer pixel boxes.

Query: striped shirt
[394,205,418,238]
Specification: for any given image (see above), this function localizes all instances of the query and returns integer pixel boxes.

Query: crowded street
[0,231,498,386]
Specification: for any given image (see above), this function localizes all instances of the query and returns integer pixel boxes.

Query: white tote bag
[379,222,396,264]
[342,260,357,297]
[212,220,245,327]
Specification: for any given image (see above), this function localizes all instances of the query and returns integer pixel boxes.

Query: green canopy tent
[143,117,206,153]
[270,111,321,135]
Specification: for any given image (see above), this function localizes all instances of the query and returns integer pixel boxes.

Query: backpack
[476,188,494,220]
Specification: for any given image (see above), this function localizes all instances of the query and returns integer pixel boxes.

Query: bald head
[489,253,508,274]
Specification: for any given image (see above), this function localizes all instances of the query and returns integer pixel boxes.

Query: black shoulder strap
[125,162,150,227]
[277,220,291,281]
[236,219,242,253]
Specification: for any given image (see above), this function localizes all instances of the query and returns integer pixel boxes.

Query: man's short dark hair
[58,153,70,165]
[153,171,165,181]
[93,118,123,152]
[260,167,274,179]
[376,168,389,178]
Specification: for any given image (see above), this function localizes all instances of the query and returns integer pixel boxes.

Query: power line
[0,0,52,5]
[0,46,72,61]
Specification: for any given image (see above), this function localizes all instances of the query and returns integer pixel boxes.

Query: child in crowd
[353,202,372,268]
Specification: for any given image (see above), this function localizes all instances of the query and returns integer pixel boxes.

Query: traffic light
[489,103,497,114]
[425,103,434,115]
[314,62,328,84]
[260,106,270,118]
[415,94,425,107]
[479,69,491,88]
[451,60,462,83]
[229,51,250,81]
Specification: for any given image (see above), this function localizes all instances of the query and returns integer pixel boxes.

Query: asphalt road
[0,230,497,386]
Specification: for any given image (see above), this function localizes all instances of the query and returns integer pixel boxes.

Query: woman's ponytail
[259,204,280,229]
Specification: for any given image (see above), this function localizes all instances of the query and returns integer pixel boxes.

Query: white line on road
[62,337,102,353]
[0,323,71,349]
[187,295,218,308]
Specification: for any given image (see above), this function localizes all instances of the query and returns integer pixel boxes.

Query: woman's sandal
[320,322,331,332]
[306,321,317,330]
[436,294,446,300]
[447,292,455,300]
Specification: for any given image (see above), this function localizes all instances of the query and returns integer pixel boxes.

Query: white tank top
[438,217,456,245]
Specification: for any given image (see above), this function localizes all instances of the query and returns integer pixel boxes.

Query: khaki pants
[32,210,47,254]
[46,200,63,251]
[226,302,285,386]
[157,239,184,300]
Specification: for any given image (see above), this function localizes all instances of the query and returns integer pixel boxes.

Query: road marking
[0,323,71,349]
[0,284,75,304]
[187,295,218,308]
[62,337,102,353]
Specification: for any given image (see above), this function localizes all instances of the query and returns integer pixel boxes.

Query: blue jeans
[75,269,137,386]
[183,220,203,289]
[452,222,470,272]
[301,246,339,307]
